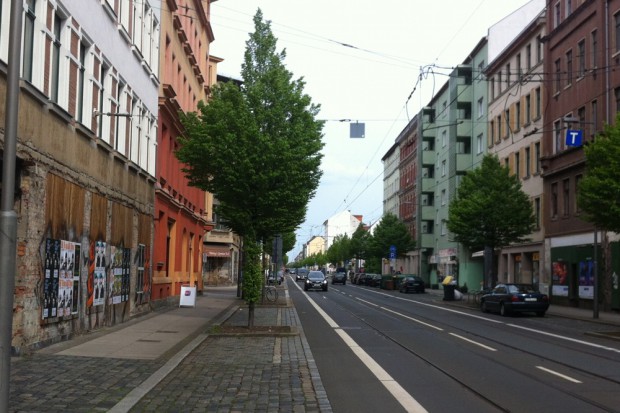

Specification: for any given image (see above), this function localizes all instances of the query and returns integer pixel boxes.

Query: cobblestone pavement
[9,285,332,413]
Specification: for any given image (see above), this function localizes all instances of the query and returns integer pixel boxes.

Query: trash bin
[443,284,456,301]
[383,279,394,290]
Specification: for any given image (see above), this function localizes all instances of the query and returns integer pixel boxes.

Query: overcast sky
[209,0,533,259]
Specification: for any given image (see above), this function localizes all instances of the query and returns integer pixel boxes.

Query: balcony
[456,84,472,104]
[420,233,435,248]
[456,118,472,138]
[422,150,435,165]
[455,153,472,174]
[422,177,435,192]
[421,205,435,221]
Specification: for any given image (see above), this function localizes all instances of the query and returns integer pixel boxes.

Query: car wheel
[500,302,509,317]
[536,311,546,317]
[481,300,488,313]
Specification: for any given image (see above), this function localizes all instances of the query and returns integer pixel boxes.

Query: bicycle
[264,285,278,303]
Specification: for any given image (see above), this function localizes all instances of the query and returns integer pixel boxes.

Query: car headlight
[322,280,327,284]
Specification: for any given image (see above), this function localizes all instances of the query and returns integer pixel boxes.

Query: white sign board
[179,285,197,307]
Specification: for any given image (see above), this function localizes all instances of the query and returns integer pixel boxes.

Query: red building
[153,0,219,300]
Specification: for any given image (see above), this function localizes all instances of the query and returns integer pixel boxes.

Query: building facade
[542,0,620,310]
[396,115,418,275]
[323,210,363,250]
[485,7,547,292]
[153,0,217,300]
[381,140,400,218]
[1,0,160,353]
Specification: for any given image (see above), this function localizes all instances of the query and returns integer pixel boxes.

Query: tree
[367,213,415,273]
[350,223,370,271]
[578,114,620,232]
[176,9,323,326]
[447,154,536,288]
[327,234,351,268]
[578,114,620,309]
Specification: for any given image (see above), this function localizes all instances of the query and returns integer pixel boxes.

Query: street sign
[389,245,396,259]
[566,129,583,147]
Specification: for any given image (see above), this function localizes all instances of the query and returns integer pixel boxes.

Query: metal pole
[0,1,24,409]
[593,228,599,319]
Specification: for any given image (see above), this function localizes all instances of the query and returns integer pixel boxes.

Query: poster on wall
[552,261,569,297]
[93,241,106,306]
[58,241,74,317]
[578,259,594,299]
[42,238,60,319]
[110,246,130,304]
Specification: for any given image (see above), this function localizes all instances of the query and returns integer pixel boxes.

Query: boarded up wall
[45,173,84,239]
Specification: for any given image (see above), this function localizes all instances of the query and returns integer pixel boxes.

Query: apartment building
[485,8,547,291]
[0,0,159,353]
[153,0,218,299]
[542,0,620,310]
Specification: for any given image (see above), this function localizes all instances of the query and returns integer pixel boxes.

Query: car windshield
[308,272,324,281]
[508,284,538,294]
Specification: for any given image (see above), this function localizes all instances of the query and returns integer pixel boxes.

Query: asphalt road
[288,276,620,413]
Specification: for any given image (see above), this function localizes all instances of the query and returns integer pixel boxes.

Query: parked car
[359,273,375,286]
[353,273,364,284]
[399,275,426,293]
[267,270,283,285]
[296,268,309,281]
[304,271,328,291]
[332,271,347,285]
[480,283,549,317]
[368,274,382,287]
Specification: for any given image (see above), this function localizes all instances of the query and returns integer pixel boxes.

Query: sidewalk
[9,283,331,413]
[9,282,620,412]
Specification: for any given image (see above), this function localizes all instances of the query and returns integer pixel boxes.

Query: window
[489,120,495,146]
[535,88,541,119]
[441,159,446,176]
[442,130,447,147]
[441,189,446,205]
[575,174,582,213]
[496,115,502,141]
[504,108,510,138]
[51,13,63,103]
[23,0,37,82]
[551,182,558,218]
[441,220,447,236]
[498,72,502,92]
[477,97,484,119]
[535,142,541,174]
[591,30,598,69]
[525,94,531,124]
[536,35,543,63]
[514,151,520,178]
[490,76,495,99]
[591,100,598,137]
[554,2,561,28]
[516,53,522,79]
[555,59,562,93]
[77,42,88,123]
[566,50,573,87]
[526,44,532,71]
[554,120,563,153]
[616,13,620,53]
[477,133,483,154]
[525,147,531,178]
[566,0,572,15]
[578,106,586,133]
[506,63,511,86]
[578,39,585,78]
[534,197,541,229]
[563,178,570,216]
[477,60,485,82]
[515,101,521,131]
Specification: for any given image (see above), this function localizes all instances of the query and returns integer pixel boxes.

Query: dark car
[480,283,549,317]
[332,271,347,285]
[399,276,426,293]
[296,268,309,281]
[368,274,382,287]
[304,271,328,291]
[353,273,364,284]
[359,273,375,286]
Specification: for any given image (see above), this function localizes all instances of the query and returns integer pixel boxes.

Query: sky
[209,0,533,259]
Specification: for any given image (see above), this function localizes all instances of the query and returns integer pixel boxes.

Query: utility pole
[0,1,23,410]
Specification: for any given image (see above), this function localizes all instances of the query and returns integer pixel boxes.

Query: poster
[71,244,81,314]
[93,241,106,306]
[552,261,569,297]
[578,259,594,299]
[42,238,60,319]
[110,246,130,304]
[58,241,74,317]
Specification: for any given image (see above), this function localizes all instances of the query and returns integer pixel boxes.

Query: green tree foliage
[448,154,535,284]
[350,223,370,262]
[578,114,620,233]
[176,10,323,325]
[368,213,415,260]
[326,234,351,267]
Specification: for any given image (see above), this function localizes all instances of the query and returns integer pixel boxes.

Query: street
[289,276,620,413]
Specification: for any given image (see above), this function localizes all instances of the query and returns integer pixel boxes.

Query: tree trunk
[603,232,612,311]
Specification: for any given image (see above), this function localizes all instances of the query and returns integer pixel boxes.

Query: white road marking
[536,366,582,383]
[508,324,620,354]
[449,333,497,351]
[380,306,444,331]
[293,281,428,413]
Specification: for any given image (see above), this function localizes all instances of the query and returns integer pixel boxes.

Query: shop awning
[204,245,231,257]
